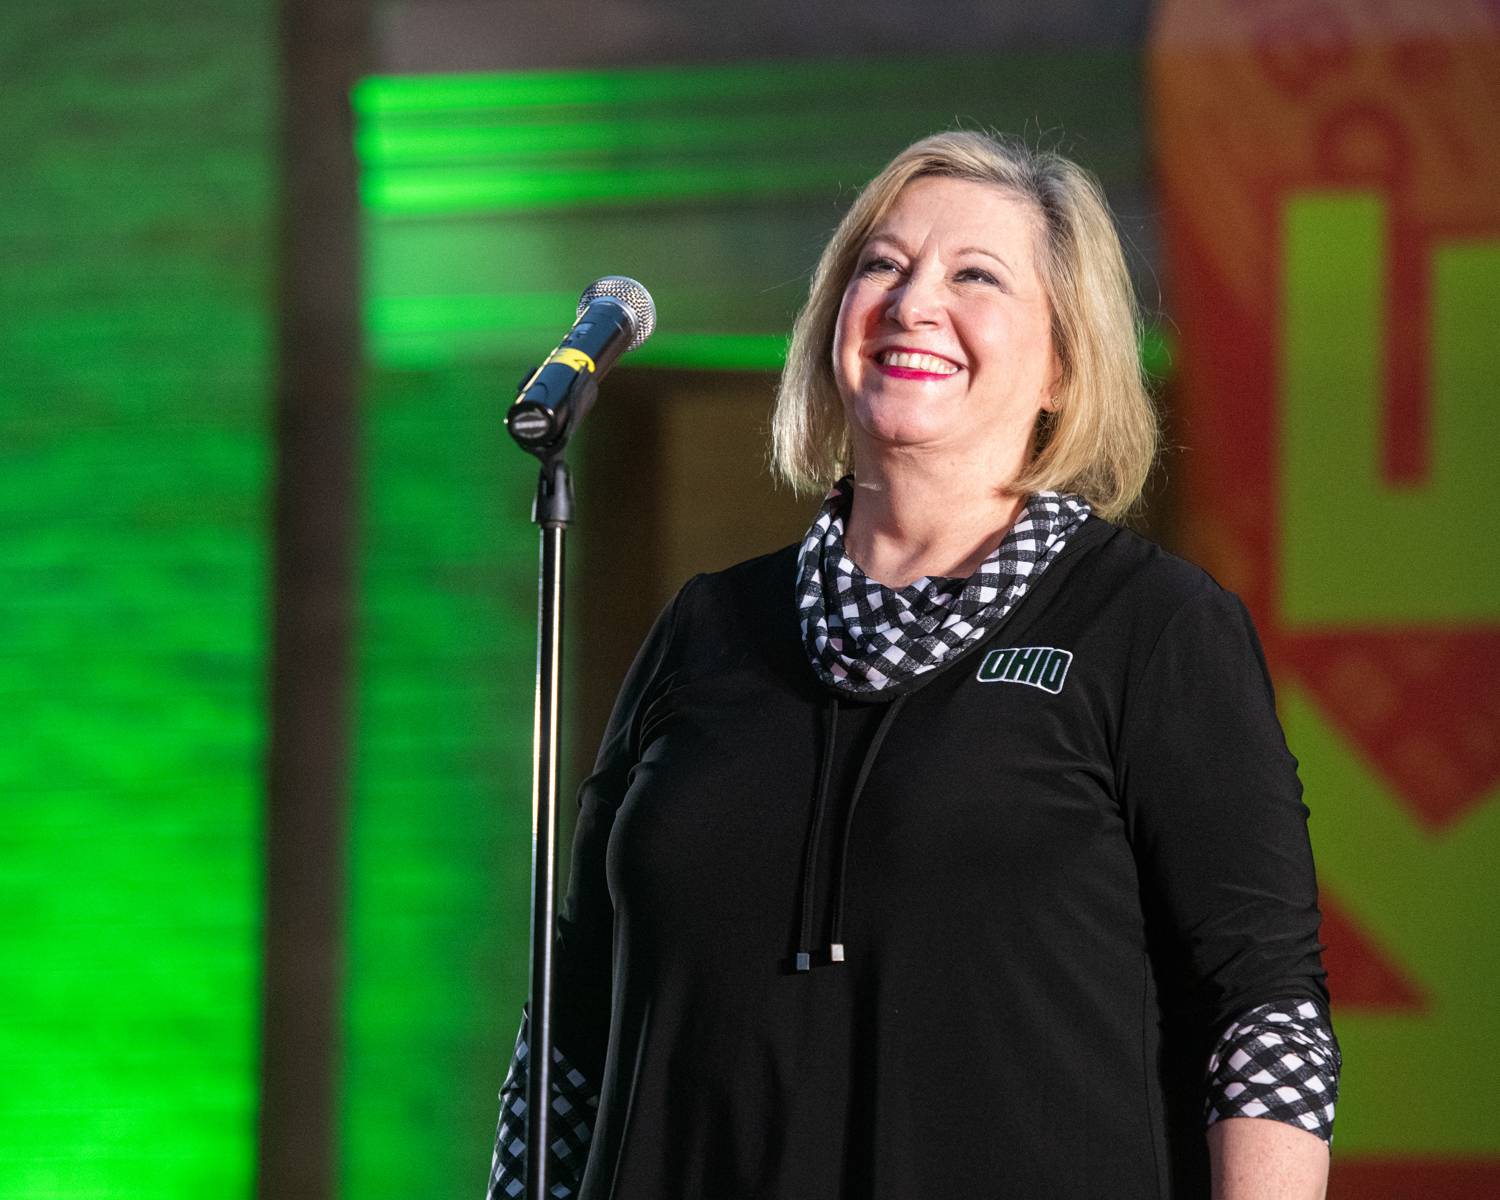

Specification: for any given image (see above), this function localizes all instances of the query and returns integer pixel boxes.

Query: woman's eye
[859,257,901,275]
[957,267,1000,286]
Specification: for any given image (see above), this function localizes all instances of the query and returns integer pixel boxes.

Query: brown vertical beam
[258,1,369,1197]
[568,373,666,811]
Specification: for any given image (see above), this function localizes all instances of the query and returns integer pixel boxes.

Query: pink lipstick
[876,362,958,380]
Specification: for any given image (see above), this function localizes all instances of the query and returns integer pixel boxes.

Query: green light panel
[0,5,274,1198]
[354,53,1148,374]
[341,367,540,1198]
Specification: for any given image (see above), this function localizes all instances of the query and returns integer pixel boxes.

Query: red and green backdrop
[1152,0,1500,1190]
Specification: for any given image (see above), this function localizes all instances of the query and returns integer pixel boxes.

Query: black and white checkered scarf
[796,477,1091,696]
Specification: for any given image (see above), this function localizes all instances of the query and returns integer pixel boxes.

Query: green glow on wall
[0,4,274,1197]
[363,157,883,217]
[354,52,1149,374]
[341,368,539,1198]
[361,109,890,167]
[353,59,974,115]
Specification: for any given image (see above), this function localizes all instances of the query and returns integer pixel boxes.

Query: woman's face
[832,175,1059,476]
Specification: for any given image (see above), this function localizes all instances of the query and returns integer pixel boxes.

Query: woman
[489,131,1339,1199]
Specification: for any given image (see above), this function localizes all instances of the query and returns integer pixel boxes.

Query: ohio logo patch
[976,646,1073,694]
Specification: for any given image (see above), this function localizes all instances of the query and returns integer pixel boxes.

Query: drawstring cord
[794,698,839,972]
[828,693,907,962]
[793,692,906,971]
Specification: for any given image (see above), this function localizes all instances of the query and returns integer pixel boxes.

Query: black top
[552,517,1329,1199]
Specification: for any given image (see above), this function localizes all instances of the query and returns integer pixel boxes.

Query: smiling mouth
[875,349,961,377]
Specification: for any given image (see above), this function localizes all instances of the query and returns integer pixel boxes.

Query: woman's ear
[1041,352,1063,411]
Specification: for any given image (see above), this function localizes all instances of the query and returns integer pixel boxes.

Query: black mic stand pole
[509,372,595,1200]
[522,452,570,1200]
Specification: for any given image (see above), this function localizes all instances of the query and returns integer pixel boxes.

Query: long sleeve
[1116,582,1335,1149]
[1119,586,1329,1023]
[486,585,690,1200]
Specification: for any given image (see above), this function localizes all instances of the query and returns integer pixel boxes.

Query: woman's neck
[842,460,1028,588]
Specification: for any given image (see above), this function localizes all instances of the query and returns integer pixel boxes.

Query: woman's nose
[884,269,942,327]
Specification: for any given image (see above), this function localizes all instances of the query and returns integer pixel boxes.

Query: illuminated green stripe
[367,330,787,372]
[353,58,965,116]
[363,156,874,216]
[358,109,874,167]
[628,332,787,370]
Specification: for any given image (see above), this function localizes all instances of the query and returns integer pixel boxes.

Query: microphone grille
[578,276,657,352]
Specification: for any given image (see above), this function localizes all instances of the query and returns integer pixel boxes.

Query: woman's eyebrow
[955,245,1014,273]
[863,233,1014,275]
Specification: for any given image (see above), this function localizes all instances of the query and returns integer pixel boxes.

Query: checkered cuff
[487,1012,598,1200]
[1205,999,1341,1143]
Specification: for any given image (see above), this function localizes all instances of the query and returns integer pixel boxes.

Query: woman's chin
[847,401,954,450]
[857,418,962,454]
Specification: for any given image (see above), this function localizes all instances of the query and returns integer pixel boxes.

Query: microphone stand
[508,375,592,1200]
[502,273,653,1198]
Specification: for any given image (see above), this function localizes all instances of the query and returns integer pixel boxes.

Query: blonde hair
[771,130,1157,522]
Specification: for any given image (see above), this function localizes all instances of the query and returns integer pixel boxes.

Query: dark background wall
[379,0,1152,70]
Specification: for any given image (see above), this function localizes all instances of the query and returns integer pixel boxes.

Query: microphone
[506,276,657,454]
